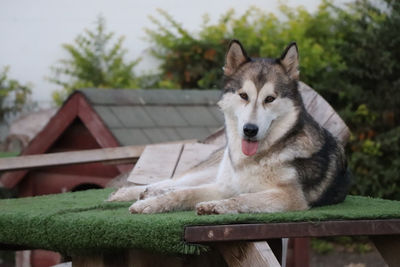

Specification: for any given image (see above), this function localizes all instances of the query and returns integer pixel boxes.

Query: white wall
[0,0,331,106]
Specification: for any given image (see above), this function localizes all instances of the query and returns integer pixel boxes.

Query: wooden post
[216,241,281,267]
[286,238,310,267]
[371,235,400,267]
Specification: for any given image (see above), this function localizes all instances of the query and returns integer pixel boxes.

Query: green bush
[335,0,400,200]
[50,16,141,104]
[0,66,32,122]
[144,0,400,200]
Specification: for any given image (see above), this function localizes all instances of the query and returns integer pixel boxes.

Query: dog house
[0,89,224,197]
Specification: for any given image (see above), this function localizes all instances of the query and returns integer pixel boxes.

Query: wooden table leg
[286,238,310,267]
[370,235,400,267]
[216,241,281,267]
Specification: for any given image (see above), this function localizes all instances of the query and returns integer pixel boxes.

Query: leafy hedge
[144,0,400,200]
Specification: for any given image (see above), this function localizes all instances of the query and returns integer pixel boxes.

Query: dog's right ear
[224,40,250,76]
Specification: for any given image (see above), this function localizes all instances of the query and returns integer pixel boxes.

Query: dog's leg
[139,167,218,199]
[107,167,217,202]
[107,185,147,202]
[196,186,308,215]
[129,183,228,214]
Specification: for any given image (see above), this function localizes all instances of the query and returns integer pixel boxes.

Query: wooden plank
[216,241,280,267]
[184,219,400,243]
[371,235,400,267]
[306,94,336,129]
[299,82,350,145]
[322,113,350,144]
[0,145,145,172]
[337,126,351,146]
[287,238,310,267]
[173,143,221,177]
[127,144,183,185]
[299,82,318,109]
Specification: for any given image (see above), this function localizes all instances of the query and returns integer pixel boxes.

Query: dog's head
[218,40,302,156]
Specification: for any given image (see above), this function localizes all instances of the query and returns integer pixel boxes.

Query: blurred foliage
[50,16,141,104]
[44,1,399,199]
[144,0,400,199]
[0,66,32,122]
[311,236,372,254]
[335,0,400,200]
[144,3,345,92]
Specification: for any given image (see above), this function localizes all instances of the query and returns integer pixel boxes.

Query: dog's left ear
[280,42,299,80]
[224,40,250,76]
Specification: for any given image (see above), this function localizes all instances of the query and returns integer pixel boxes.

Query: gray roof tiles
[80,89,221,106]
[79,89,224,146]
[110,106,156,128]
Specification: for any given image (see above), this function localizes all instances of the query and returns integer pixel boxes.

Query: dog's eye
[264,96,275,103]
[239,93,248,101]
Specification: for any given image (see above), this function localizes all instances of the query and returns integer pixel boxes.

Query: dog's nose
[243,123,258,138]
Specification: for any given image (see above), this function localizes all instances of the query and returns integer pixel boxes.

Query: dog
[109,40,350,215]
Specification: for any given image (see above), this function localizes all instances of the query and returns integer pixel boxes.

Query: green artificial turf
[1,188,400,256]
[0,152,19,158]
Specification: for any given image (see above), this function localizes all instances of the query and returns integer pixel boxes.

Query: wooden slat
[299,82,318,109]
[299,82,350,145]
[306,94,336,129]
[173,143,221,177]
[184,219,400,243]
[216,241,280,267]
[127,144,183,185]
[0,145,145,173]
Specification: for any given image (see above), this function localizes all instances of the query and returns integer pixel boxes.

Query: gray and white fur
[109,40,350,215]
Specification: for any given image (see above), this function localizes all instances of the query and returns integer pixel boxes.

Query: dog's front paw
[129,197,171,214]
[196,201,218,215]
[196,200,238,215]
[108,185,145,202]
[139,187,172,200]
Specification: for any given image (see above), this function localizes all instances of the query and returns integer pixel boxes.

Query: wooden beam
[0,145,145,172]
[371,235,400,267]
[184,219,400,243]
[0,139,198,173]
[216,241,280,267]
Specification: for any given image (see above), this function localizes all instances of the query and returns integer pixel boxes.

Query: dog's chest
[232,158,294,193]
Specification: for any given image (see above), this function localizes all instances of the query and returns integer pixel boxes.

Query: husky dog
[109,40,350,215]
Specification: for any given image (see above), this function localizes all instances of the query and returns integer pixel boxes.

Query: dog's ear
[280,42,299,80]
[224,40,250,76]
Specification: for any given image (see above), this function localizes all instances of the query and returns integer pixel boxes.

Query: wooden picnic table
[184,219,400,267]
[3,83,392,267]
[2,141,400,267]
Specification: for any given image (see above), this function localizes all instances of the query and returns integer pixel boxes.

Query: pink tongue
[241,140,259,156]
